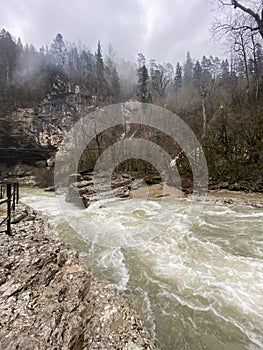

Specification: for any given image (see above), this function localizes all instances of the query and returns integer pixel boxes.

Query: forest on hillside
[0,0,262,190]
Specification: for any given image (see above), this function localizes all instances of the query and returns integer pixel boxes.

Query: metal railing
[0,181,19,236]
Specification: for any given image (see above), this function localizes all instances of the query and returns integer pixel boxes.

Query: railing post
[12,183,16,211]
[6,183,11,236]
[16,182,19,204]
[0,185,4,199]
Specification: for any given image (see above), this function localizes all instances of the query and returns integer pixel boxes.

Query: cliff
[0,77,95,183]
[0,84,180,189]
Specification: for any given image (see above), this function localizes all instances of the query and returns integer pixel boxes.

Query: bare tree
[211,1,263,99]
[150,60,174,98]
[231,0,263,39]
[215,1,263,39]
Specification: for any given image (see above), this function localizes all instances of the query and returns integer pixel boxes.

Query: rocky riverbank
[206,189,263,207]
[0,205,157,350]
[129,182,263,207]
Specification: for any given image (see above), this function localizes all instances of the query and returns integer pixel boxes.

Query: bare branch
[231,1,263,39]
[232,1,260,22]
[231,25,260,32]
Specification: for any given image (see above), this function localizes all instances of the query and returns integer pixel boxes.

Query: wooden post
[16,182,19,204]
[12,183,16,211]
[6,183,11,235]
[0,185,4,199]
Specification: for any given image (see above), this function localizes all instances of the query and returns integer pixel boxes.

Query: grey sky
[0,0,222,64]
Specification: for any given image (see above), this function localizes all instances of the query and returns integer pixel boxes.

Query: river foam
[21,188,263,350]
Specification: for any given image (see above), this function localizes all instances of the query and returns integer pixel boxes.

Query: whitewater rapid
[21,188,263,350]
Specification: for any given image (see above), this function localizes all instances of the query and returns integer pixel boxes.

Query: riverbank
[63,170,262,206]
[206,189,263,207]
[131,182,263,207]
[130,183,184,199]
[0,204,157,350]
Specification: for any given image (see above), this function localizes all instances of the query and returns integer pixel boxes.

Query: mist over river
[21,188,263,350]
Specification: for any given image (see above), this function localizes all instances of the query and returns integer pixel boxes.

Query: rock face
[0,83,181,190]
[0,86,180,185]
[0,78,95,181]
[0,205,157,350]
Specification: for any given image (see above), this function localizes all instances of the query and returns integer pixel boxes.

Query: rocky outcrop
[65,171,187,207]
[66,172,134,207]
[0,205,157,349]
[0,77,101,188]
[0,88,180,188]
[0,77,95,181]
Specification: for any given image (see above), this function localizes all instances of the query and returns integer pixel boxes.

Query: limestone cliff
[0,78,181,188]
[0,77,95,183]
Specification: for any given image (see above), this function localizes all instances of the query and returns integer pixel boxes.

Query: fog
[0,0,222,63]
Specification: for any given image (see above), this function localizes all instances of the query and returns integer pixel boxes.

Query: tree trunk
[202,97,207,139]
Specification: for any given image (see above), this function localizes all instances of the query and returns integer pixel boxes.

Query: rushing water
[21,187,263,350]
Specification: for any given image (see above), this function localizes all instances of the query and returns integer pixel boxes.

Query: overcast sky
[0,0,223,64]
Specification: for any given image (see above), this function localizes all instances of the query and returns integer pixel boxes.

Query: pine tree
[174,62,182,91]
[220,59,230,83]
[96,41,104,80]
[111,67,120,103]
[193,60,202,86]
[137,53,150,103]
[80,49,96,93]
[95,40,109,99]
[183,52,193,86]
[50,33,66,68]
[0,29,18,85]
[105,56,120,103]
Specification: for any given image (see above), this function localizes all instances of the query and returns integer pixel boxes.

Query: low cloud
[0,0,220,64]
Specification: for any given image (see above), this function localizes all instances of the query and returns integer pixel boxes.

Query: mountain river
[21,187,263,350]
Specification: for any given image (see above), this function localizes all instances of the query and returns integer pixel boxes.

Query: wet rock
[0,204,158,350]
[229,183,240,191]
[44,186,55,192]
[66,172,133,207]
[11,210,28,224]
[217,182,229,190]
[84,278,157,350]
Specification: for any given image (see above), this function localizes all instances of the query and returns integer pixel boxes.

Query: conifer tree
[50,33,66,68]
[137,53,151,102]
[95,40,109,99]
[174,62,182,91]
